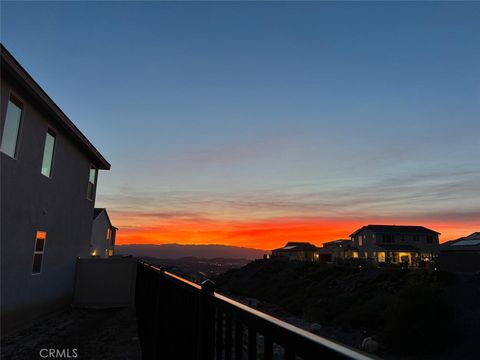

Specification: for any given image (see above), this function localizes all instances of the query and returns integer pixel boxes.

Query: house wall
[90,211,113,258]
[353,228,440,262]
[1,73,96,333]
[352,229,377,258]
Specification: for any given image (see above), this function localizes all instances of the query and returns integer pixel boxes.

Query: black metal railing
[135,261,375,360]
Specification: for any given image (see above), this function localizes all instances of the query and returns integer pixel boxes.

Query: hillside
[214,260,480,359]
[115,243,265,259]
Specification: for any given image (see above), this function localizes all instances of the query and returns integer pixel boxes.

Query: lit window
[41,130,56,177]
[1,95,23,158]
[87,166,97,200]
[32,231,46,274]
[358,236,363,246]
[106,228,111,240]
[108,249,114,257]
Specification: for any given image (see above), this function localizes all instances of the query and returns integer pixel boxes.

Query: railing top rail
[138,261,376,360]
[213,292,375,360]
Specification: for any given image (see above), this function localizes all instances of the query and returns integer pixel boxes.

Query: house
[439,232,480,273]
[90,208,118,258]
[271,242,318,261]
[321,239,356,262]
[1,45,110,333]
[349,225,440,267]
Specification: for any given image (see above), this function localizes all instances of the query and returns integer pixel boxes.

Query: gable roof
[272,242,318,252]
[350,225,440,237]
[441,232,480,251]
[1,44,110,170]
[93,208,118,229]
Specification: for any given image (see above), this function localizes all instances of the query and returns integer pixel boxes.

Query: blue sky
[2,2,479,244]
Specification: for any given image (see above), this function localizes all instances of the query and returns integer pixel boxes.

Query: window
[32,231,46,274]
[1,95,23,158]
[41,130,56,177]
[382,234,395,243]
[108,249,114,257]
[413,236,419,242]
[426,235,434,244]
[106,228,111,240]
[358,235,363,246]
[87,166,97,200]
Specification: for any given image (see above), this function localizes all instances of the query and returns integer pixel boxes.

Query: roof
[322,239,351,247]
[441,232,480,252]
[93,208,118,229]
[1,44,110,170]
[272,242,318,252]
[377,244,421,252]
[350,225,440,237]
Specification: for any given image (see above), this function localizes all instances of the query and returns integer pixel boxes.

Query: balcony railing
[135,261,375,360]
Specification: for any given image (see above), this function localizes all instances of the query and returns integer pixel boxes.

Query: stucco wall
[90,211,111,258]
[1,73,98,333]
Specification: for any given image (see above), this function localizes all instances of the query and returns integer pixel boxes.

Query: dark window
[382,234,395,243]
[87,166,97,200]
[426,235,434,244]
[1,95,23,158]
[32,231,46,274]
[413,236,419,242]
[41,130,56,177]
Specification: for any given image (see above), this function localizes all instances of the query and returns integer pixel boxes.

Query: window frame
[32,231,47,275]
[87,165,98,201]
[40,128,57,178]
[1,92,25,159]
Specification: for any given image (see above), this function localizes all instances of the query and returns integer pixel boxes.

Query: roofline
[350,225,440,236]
[94,208,116,229]
[1,44,110,170]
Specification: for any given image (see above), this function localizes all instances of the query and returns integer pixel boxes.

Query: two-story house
[1,45,110,333]
[350,225,440,267]
[271,242,318,261]
[90,208,118,258]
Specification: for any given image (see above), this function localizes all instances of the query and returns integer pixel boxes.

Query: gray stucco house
[90,208,117,258]
[350,225,440,267]
[1,45,110,333]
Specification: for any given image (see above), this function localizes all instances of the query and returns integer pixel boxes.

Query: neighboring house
[271,242,318,261]
[321,239,356,262]
[440,232,480,273]
[90,208,118,258]
[350,225,440,267]
[1,45,110,333]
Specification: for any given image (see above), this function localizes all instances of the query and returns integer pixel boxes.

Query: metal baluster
[235,321,243,360]
[225,315,232,360]
[264,336,273,360]
[248,327,256,360]
[216,310,224,360]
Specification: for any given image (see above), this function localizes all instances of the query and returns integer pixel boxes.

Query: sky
[2,2,479,249]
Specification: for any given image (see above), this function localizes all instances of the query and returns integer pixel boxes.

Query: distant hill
[115,243,265,259]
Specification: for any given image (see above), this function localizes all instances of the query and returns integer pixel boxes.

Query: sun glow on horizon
[113,216,477,250]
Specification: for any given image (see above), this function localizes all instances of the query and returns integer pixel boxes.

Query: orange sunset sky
[7,3,477,247]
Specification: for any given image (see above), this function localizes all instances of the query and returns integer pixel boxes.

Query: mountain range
[115,243,266,259]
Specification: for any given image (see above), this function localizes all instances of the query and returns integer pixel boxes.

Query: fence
[135,261,374,360]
